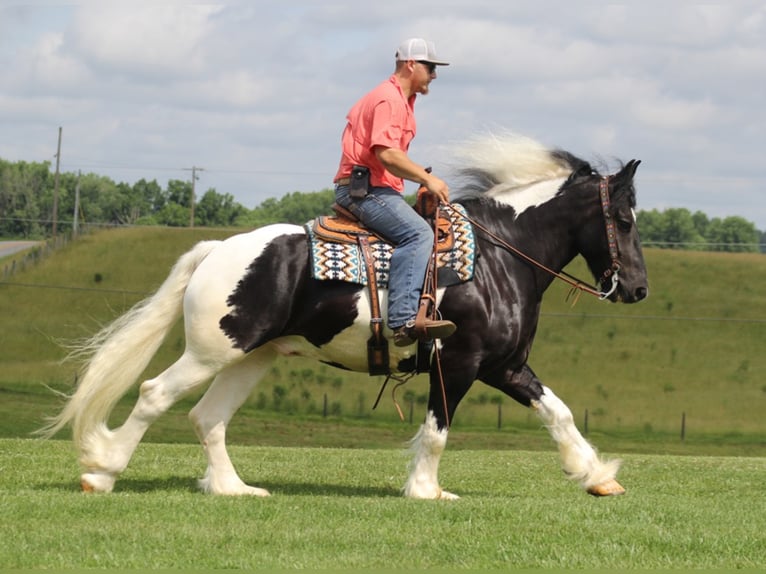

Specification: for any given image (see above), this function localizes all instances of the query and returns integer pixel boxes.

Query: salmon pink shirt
[334,75,417,192]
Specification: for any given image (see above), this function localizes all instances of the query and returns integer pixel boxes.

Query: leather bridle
[443,175,622,302]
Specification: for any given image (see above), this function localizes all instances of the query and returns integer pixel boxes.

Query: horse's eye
[617,218,632,232]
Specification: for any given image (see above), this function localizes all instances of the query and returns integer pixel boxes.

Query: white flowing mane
[453,132,574,192]
[451,132,577,213]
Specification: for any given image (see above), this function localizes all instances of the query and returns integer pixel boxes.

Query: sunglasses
[417,60,437,74]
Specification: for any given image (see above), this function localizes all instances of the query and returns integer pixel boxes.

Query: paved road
[0,241,42,258]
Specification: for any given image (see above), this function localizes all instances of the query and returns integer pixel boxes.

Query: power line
[60,162,327,177]
[0,281,148,296]
[541,312,766,324]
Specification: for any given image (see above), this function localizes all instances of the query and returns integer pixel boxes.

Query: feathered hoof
[587,478,626,497]
[438,489,460,500]
[197,476,271,496]
[80,472,116,493]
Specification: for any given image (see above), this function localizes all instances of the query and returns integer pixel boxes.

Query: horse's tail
[38,240,220,446]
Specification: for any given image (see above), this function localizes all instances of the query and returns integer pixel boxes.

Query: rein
[442,175,621,302]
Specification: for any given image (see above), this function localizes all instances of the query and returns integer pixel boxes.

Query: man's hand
[423,173,449,204]
[376,146,450,202]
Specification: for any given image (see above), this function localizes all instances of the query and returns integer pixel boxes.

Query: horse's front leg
[403,411,456,499]
[487,364,624,496]
[403,363,474,500]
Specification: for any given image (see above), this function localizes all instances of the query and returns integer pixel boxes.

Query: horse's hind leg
[189,345,277,496]
[79,352,223,493]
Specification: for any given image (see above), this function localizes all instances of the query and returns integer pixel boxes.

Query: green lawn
[0,438,764,570]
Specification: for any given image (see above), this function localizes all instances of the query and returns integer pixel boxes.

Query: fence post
[681,412,686,441]
[584,408,589,435]
[323,393,328,418]
[497,403,502,430]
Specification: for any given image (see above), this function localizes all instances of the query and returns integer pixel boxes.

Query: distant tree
[72,173,121,224]
[166,179,193,208]
[274,189,335,224]
[636,209,664,244]
[637,208,703,249]
[705,216,759,253]
[154,202,190,227]
[691,210,710,239]
[195,189,246,227]
[237,188,335,228]
[663,208,705,249]
[132,178,166,214]
[0,159,49,237]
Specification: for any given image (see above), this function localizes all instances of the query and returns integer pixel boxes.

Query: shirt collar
[389,74,416,107]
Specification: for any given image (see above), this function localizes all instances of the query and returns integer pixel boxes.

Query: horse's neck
[467,200,578,275]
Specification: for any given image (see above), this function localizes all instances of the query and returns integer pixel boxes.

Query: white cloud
[67,5,223,80]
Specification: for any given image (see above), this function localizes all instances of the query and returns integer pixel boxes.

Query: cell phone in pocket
[349,165,370,198]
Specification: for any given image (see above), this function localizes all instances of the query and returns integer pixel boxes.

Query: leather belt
[336,177,351,186]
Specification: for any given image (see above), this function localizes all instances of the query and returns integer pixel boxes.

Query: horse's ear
[624,159,641,179]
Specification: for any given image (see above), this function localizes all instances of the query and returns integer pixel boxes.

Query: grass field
[1,438,764,570]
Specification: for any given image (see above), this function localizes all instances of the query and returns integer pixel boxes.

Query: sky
[1,2,764,228]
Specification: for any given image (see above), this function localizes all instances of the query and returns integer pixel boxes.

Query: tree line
[637,209,763,252]
[1,157,763,252]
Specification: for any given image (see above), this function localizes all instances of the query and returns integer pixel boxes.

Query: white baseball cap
[395,38,450,66]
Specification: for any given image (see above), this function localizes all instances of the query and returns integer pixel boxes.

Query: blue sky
[1,2,764,228]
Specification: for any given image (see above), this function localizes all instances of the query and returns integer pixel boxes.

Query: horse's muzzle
[615,284,648,303]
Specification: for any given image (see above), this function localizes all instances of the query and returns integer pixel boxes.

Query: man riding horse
[333,38,456,347]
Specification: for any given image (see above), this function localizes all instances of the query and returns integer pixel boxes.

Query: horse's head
[451,133,649,304]
[574,160,649,303]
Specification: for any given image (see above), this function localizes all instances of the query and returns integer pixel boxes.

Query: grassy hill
[1,227,765,453]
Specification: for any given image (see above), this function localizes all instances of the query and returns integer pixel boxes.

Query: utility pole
[184,166,204,228]
[52,126,62,237]
[72,170,81,238]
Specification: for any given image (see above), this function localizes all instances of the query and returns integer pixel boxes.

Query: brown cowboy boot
[393,318,457,347]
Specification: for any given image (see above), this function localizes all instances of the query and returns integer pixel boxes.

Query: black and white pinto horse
[42,134,648,498]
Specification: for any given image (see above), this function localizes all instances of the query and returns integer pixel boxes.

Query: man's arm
[375,146,450,203]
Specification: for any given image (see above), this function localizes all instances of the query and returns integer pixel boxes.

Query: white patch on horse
[269,286,431,372]
[488,177,567,218]
[404,411,458,499]
[533,385,620,490]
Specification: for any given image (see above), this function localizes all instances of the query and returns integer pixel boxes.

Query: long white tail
[39,240,220,446]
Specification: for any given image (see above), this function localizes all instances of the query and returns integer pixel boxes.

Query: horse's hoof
[587,479,625,497]
[239,486,271,497]
[80,472,115,493]
[198,476,271,496]
[438,490,460,500]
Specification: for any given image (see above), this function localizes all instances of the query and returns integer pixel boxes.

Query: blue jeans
[335,185,433,329]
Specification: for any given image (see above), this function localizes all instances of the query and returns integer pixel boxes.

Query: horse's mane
[451,132,595,196]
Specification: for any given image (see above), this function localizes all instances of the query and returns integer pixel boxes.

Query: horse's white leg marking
[79,352,222,493]
[189,346,277,496]
[532,385,623,494]
[403,411,459,500]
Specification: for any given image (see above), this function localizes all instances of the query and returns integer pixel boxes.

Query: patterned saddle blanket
[304,203,475,288]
